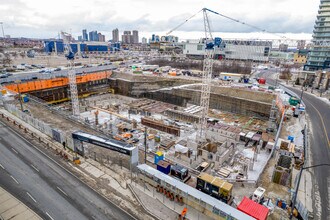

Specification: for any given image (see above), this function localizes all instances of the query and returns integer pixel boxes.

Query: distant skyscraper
[305,0,330,70]
[78,36,83,41]
[142,37,147,44]
[297,40,306,50]
[98,33,105,42]
[112,28,119,42]
[122,31,132,44]
[132,30,139,44]
[279,43,288,52]
[82,29,88,41]
[89,31,98,41]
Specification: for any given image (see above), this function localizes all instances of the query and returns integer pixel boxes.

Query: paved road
[258,70,330,219]
[0,120,136,220]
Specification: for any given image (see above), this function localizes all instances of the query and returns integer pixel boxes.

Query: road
[0,120,136,220]
[258,69,330,219]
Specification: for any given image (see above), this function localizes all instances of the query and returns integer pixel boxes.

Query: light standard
[290,163,330,219]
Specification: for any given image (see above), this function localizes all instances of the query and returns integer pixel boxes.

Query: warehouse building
[44,40,120,54]
[182,39,272,62]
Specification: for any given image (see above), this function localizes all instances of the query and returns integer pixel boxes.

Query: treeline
[146,59,252,75]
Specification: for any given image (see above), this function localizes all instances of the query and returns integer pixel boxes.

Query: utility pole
[290,164,330,219]
[299,74,307,104]
[16,81,23,112]
[144,126,147,164]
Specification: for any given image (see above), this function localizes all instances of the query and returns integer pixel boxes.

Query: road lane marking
[11,148,18,154]
[0,163,4,170]
[31,164,39,172]
[0,120,138,220]
[303,98,330,148]
[10,176,19,184]
[26,192,37,203]
[56,186,68,196]
[45,212,54,220]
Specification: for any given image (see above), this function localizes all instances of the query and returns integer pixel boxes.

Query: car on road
[54,67,61,71]
[39,69,45,73]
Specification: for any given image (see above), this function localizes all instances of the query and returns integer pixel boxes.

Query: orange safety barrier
[5,71,112,93]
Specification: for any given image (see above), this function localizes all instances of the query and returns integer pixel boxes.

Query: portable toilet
[154,151,164,164]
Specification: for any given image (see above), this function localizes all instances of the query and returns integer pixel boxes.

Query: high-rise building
[297,40,306,50]
[279,43,288,52]
[112,28,119,42]
[142,37,147,44]
[98,33,105,42]
[78,36,83,41]
[89,31,98,41]
[122,31,132,44]
[305,0,330,70]
[132,30,139,44]
[82,29,88,41]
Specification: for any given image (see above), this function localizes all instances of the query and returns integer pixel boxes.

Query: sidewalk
[130,182,214,220]
[0,187,41,220]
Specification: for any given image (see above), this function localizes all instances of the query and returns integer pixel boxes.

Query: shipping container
[196,172,233,203]
[156,160,171,174]
[170,164,189,181]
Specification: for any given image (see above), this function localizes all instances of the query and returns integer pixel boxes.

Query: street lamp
[289,163,330,219]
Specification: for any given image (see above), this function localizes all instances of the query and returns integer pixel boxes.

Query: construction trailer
[137,164,254,220]
[196,172,233,204]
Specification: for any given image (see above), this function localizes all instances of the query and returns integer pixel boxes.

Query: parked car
[131,138,139,143]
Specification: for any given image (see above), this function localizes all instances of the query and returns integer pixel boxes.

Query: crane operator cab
[205,37,225,50]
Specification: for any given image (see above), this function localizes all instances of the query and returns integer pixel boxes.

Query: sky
[0,0,320,41]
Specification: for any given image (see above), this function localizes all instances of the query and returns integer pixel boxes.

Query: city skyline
[0,0,319,40]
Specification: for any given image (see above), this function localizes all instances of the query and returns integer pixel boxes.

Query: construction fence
[3,103,75,151]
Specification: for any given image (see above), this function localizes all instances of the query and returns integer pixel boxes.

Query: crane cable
[204,8,288,39]
[166,7,288,40]
[166,9,203,36]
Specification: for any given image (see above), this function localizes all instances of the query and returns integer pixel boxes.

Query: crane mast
[196,8,215,144]
[61,32,80,117]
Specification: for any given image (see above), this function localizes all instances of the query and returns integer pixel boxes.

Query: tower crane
[61,31,80,117]
[167,8,224,144]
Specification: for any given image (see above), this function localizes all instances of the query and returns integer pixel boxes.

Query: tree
[12,51,18,59]
[20,52,26,59]
[3,53,12,67]
[279,68,292,80]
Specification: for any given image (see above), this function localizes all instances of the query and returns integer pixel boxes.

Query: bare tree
[279,68,292,80]
[2,53,12,67]
[20,51,26,59]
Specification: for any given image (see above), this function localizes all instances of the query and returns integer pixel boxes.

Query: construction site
[0,8,313,220]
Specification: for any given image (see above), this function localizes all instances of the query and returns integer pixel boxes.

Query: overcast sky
[0,0,320,40]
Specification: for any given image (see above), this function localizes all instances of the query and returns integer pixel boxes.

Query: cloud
[0,0,319,39]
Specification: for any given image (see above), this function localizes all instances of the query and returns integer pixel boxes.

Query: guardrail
[0,111,74,161]
[279,85,306,107]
